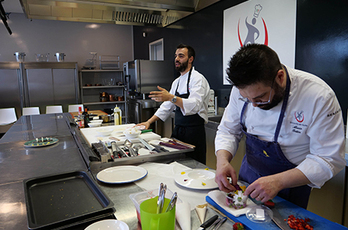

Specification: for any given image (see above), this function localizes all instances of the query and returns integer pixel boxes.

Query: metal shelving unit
[79,69,127,122]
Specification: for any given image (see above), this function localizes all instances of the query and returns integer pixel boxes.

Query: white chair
[68,104,84,113]
[46,105,63,114]
[22,107,40,116]
[0,108,17,125]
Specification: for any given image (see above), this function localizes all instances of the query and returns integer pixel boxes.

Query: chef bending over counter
[214,44,345,209]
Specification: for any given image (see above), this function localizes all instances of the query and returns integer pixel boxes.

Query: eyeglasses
[238,75,276,105]
[238,88,273,105]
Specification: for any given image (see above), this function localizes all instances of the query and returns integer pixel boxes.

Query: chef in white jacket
[138,44,210,164]
[214,44,345,208]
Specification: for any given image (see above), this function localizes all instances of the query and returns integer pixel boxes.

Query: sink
[208,116,222,123]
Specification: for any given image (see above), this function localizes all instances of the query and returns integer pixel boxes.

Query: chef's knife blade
[196,215,218,230]
[271,207,290,230]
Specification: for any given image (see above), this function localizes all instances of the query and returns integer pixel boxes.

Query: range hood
[19,0,219,27]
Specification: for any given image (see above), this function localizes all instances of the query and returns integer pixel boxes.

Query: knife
[197,215,218,230]
[271,207,290,230]
[263,201,290,230]
[212,217,227,230]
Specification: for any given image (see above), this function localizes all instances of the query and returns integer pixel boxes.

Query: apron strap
[274,66,291,142]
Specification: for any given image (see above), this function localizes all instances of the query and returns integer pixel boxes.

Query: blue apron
[171,68,206,164]
[238,67,311,209]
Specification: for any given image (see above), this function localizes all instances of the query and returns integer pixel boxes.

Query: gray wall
[0,13,134,68]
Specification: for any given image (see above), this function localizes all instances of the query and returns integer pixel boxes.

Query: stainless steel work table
[0,113,233,230]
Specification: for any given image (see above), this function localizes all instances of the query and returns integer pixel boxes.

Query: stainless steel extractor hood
[19,0,219,27]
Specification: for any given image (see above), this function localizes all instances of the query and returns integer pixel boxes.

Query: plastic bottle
[114,106,122,125]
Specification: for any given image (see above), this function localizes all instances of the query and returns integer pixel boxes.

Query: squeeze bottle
[114,106,122,125]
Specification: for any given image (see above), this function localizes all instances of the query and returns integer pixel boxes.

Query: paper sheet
[135,162,214,210]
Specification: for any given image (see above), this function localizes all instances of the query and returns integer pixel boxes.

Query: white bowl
[124,132,140,139]
[90,119,103,123]
[85,219,129,230]
[88,122,101,127]
[97,128,114,136]
[123,128,141,139]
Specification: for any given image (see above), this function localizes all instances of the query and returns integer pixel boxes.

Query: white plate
[174,169,218,190]
[85,219,129,230]
[97,166,148,184]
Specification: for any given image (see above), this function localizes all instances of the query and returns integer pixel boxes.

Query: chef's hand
[148,86,172,102]
[215,150,239,193]
[244,175,282,203]
[136,121,150,130]
[244,168,310,203]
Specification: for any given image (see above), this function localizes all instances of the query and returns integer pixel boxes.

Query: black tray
[24,171,115,230]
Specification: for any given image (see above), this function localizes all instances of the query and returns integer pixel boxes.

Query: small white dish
[96,128,114,136]
[84,219,129,230]
[88,122,102,127]
[246,206,273,223]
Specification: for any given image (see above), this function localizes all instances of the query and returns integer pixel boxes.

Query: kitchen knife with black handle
[197,215,219,230]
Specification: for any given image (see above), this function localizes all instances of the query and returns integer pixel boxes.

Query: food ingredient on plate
[233,222,245,230]
[287,215,313,230]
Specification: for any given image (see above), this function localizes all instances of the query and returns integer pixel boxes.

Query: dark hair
[176,44,195,62]
[226,44,282,88]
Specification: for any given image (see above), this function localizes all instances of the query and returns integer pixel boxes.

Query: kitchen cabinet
[79,69,127,122]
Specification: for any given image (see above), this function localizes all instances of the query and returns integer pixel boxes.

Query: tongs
[138,137,157,152]
[157,183,167,213]
[156,183,178,214]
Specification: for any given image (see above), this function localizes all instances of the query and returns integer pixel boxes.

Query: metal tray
[24,171,115,230]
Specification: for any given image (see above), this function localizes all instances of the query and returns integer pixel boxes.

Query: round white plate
[85,219,129,230]
[174,169,218,190]
[96,166,148,184]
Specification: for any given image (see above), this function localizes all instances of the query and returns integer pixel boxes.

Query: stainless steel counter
[0,113,235,230]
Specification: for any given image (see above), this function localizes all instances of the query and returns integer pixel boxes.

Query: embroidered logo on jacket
[294,111,304,123]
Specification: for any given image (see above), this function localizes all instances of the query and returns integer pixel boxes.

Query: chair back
[23,107,40,116]
[68,104,84,113]
[0,108,17,125]
[46,105,63,114]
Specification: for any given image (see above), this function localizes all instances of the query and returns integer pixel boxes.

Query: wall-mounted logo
[294,111,304,123]
[237,4,268,47]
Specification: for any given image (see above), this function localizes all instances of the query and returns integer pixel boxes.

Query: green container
[140,197,176,230]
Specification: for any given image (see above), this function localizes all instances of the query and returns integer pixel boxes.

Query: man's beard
[175,59,189,72]
[258,82,285,110]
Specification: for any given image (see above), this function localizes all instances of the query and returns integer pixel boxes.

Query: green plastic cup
[140,197,176,230]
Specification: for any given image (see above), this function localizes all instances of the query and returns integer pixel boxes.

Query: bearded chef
[214,44,345,208]
[137,43,211,164]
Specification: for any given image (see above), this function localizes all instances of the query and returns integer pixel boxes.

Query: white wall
[0,13,133,68]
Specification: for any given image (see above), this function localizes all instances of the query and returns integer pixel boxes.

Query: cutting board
[206,193,348,230]
[80,124,161,146]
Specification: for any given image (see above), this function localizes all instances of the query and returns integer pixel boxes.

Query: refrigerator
[123,60,175,136]
[123,60,175,95]
[0,62,79,133]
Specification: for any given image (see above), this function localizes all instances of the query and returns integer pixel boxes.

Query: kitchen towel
[206,190,258,217]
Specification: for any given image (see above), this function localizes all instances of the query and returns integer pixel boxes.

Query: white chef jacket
[154,67,211,124]
[215,66,346,188]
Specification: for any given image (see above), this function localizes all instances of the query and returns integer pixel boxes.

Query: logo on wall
[294,111,304,123]
[237,4,268,47]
